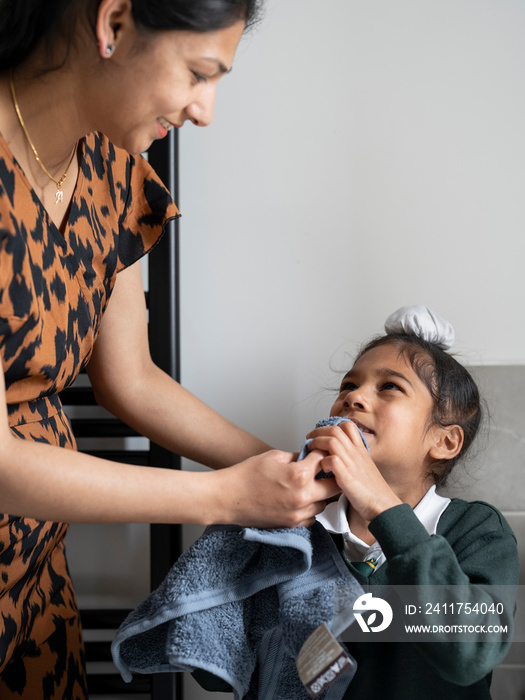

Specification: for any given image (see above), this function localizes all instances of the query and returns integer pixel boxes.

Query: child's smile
[347,418,374,437]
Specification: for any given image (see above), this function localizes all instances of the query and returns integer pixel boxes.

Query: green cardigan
[338,499,519,699]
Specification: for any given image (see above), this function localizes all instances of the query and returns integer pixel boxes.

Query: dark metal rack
[61,129,183,699]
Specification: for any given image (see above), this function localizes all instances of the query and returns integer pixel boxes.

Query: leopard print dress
[0,131,179,698]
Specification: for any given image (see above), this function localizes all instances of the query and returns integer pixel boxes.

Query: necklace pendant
[10,72,77,204]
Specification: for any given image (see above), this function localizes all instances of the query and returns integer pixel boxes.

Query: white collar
[316,485,451,568]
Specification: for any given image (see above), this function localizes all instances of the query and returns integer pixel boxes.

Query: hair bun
[384,305,455,350]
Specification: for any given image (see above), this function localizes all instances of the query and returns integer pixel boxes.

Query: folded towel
[111,421,364,699]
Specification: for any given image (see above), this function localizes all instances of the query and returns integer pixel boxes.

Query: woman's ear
[95,0,134,58]
[429,425,464,462]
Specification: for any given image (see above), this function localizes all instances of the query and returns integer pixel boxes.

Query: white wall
[179,0,525,461]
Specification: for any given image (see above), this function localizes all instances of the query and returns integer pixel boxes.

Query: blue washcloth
[299,416,369,479]
[111,422,364,699]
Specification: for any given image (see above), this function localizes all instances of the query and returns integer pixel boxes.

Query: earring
[105,43,115,57]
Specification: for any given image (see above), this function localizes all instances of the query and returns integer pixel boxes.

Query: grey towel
[111,422,364,699]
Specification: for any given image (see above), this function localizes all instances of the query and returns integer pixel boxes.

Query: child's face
[330,344,438,487]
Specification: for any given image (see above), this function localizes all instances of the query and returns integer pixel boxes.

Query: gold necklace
[9,71,77,205]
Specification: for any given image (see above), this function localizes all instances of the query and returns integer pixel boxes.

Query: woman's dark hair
[132,0,262,32]
[355,332,482,486]
[0,0,263,71]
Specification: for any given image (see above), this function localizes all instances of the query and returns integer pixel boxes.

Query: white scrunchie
[384,305,455,350]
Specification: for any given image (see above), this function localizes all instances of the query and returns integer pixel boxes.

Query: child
[309,305,518,699]
[112,306,518,700]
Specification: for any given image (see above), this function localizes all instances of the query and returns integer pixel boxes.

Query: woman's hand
[306,421,401,522]
[206,448,341,529]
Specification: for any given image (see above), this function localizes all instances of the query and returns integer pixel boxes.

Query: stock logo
[353,593,393,633]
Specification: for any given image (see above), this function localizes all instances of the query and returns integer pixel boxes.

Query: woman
[0,0,339,696]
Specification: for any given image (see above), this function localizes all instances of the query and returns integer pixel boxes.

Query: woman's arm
[0,398,329,527]
[87,262,272,469]
[0,263,340,526]
[0,363,335,526]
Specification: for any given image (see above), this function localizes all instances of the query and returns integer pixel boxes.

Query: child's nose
[344,389,367,410]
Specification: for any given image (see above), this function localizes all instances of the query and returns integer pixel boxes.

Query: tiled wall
[441,365,525,698]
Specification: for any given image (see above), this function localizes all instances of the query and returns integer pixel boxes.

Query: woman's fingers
[291,449,342,508]
[211,448,340,529]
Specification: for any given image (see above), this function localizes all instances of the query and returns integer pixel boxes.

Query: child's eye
[381,382,401,391]
[339,381,357,392]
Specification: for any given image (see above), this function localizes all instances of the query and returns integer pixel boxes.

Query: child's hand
[306,421,402,523]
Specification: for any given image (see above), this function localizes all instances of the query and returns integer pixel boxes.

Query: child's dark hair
[355,332,482,486]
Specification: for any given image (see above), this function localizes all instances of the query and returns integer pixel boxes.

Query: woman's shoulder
[81,132,136,193]
[81,132,178,216]
[79,133,179,272]
[82,132,163,180]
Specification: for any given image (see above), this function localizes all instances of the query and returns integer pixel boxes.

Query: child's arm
[369,501,518,685]
[308,422,519,684]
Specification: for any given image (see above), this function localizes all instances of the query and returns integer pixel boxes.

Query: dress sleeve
[116,153,180,272]
[369,501,519,686]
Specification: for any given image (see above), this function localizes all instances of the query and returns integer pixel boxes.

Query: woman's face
[93,19,245,154]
